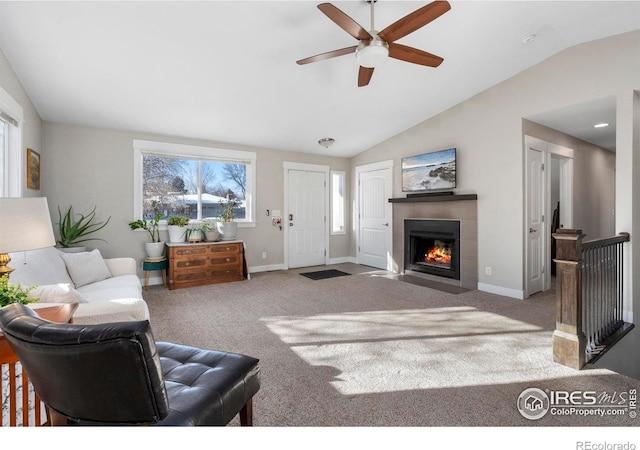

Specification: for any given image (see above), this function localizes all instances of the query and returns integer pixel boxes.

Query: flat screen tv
[402,148,456,192]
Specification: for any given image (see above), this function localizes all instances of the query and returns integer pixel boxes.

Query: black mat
[300,269,351,280]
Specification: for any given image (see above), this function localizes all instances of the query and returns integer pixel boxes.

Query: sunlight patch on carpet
[261,307,558,395]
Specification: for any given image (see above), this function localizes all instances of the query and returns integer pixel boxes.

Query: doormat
[300,269,351,280]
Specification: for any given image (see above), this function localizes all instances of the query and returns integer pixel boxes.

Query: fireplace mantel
[389,194,477,203]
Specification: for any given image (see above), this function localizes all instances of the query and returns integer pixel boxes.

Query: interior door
[287,169,326,268]
[526,146,545,296]
[358,166,392,269]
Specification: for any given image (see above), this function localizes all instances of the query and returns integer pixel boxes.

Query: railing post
[552,229,587,369]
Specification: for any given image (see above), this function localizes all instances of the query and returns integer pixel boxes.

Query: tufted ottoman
[155,342,260,426]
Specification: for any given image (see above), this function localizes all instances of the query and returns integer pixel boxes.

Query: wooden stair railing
[552,229,633,369]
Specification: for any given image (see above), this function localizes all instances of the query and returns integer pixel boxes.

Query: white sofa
[7,247,149,324]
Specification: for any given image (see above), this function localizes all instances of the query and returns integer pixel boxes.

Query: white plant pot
[187,229,203,242]
[144,242,165,258]
[57,246,87,253]
[217,221,237,241]
[167,225,187,243]
[205,229,220,242]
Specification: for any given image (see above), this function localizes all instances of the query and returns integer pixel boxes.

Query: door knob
[289,222,293,226]
[383,223,389,227]
[529,228,537,233]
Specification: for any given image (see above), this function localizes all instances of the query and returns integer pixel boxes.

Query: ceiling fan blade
[389,43,444,67]
[379,1,451,43]
[297,46,357,65]
[318,3,372,40]
[358,66,374,87]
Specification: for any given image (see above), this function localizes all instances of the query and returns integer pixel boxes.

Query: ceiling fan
[296,1,451,87]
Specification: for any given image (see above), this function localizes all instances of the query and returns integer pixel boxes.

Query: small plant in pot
[57,205,110,252]
[167,215,190,243]
[0,275,36,307]
[217,199,240,241]
[200,219,220,242]
[128,201,164,258]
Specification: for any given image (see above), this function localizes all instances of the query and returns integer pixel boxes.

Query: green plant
[0,275,36,307]
[167,215,190,227]
[57,205,111,248]
[198,219,216,232]
[219,199,240,222]
[128,201,162,242]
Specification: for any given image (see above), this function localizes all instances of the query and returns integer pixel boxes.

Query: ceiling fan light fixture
[356,37,389,68]
[594,122,610,128]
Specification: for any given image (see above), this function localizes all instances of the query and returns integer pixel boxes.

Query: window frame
[330,170,346,235]
[0,85,24,198]
[133,139,256,228]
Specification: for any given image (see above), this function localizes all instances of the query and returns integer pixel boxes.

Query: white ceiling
[0,1,638,157]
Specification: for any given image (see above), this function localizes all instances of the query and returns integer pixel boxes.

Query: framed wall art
[27,148,40,190]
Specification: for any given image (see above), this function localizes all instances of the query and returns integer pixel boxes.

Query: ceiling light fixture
[318,138,335,149]
[522,33,537,45]
[593,123,610,128]
[356,35,389,68]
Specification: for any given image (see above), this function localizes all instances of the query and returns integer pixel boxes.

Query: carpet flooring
[143,264,639,429]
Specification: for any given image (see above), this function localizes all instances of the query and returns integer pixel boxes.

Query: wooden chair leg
[48,409,72,426]
[239,398,253,426]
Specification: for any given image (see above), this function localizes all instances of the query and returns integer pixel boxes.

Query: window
[0,85,23,197]
[133,140,256,226]
[331,170,345,235]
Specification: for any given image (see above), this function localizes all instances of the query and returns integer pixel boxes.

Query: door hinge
[358,246,360,252]
[541,265,545,274]
[541,163,545,171]
[542,215,545,222]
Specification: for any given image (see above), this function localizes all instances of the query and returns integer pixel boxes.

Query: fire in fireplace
[404,219,460,280]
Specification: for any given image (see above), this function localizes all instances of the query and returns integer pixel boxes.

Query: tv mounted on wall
[401,148,456,193]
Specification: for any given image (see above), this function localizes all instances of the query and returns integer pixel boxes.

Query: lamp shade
[0,197,56,253]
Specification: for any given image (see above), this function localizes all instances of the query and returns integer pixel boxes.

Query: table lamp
[0,197,56,277]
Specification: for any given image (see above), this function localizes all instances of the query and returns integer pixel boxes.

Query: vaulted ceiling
[0,1,638,157]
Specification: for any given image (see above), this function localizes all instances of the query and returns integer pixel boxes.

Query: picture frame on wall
[27,148,40,190]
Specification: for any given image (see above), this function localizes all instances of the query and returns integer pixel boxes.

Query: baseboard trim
[249,263,287,273]
[328,256,357,265]
[477,283,524,300]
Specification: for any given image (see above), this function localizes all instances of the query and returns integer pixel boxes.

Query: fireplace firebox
[404,219,461,280]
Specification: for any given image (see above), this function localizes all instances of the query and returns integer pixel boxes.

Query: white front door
[526,145,545,296]
[287,168,327,268]
[357,163,393,270]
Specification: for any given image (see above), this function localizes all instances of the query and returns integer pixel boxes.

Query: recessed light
[593,123,610,128]
[522,34,536,45]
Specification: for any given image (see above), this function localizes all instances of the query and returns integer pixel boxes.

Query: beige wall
[41,122,351,271]
[0,49,42,198]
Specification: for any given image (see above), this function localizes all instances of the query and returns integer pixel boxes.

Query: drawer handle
[226,247,231,251]
[226,258,230,262]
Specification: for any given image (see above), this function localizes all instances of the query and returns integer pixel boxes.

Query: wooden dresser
[166,241,246,290]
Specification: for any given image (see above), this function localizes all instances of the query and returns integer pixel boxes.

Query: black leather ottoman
[155,342,260,426]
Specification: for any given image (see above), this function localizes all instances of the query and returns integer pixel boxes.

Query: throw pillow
[28,283,88,303]
[60,249,112,288]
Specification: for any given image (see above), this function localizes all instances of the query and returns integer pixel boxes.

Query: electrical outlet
[485,267,492,276]
[262,251,267,259]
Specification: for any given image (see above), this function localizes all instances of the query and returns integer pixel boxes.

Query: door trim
[283,162,330,270]
[355,160,394,270]
[524,136,574,297]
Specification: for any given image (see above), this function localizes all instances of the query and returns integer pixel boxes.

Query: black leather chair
[0,303,260,426]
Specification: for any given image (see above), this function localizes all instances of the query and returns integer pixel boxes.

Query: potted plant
[57,205,111,252]
[201,219,220,242]
[128,201,164,258]
[216,199,239,241]
[0,274,36,307]
[167,215,190,243]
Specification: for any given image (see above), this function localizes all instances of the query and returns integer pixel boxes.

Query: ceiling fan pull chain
[370,0,375,32]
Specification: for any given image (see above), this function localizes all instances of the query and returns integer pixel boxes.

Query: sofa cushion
[8,247,73,287]
[28,283,88,304]
[77,285,142,303]
[76,274,142,293]
[59,249,112,288]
